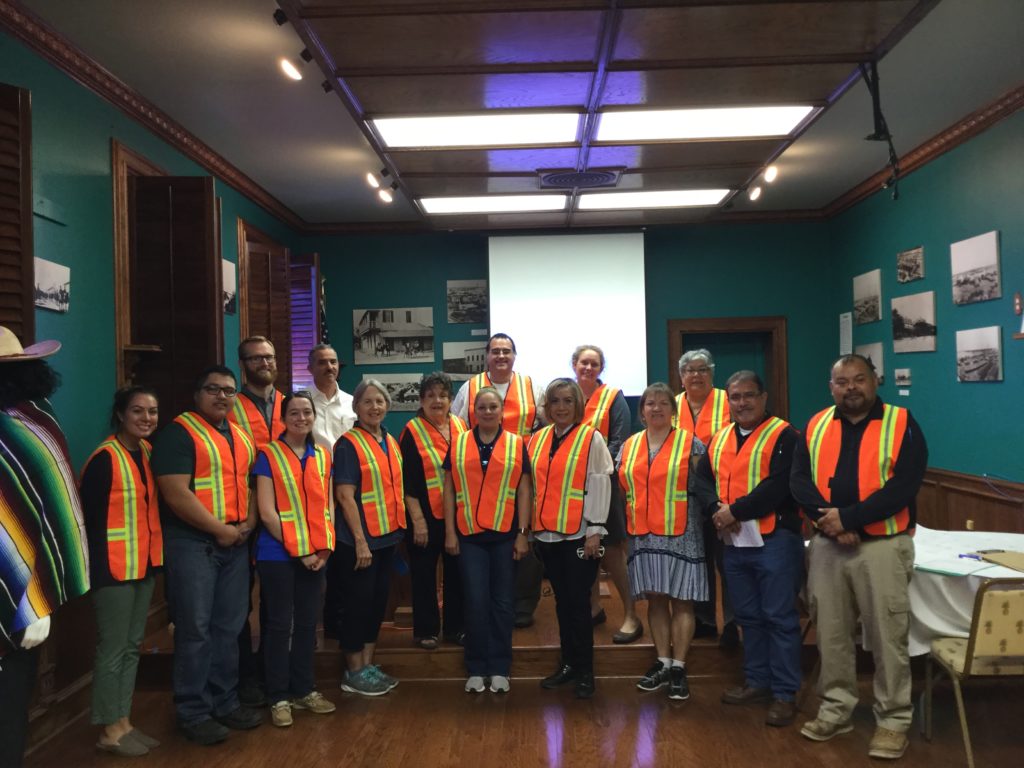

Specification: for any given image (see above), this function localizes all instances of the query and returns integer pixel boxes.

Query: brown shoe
[766,699,798,727]
[868,726,909,759]
[721,685,772,705]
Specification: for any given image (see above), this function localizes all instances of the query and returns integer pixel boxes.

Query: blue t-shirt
[252,440,323,562]
[333,427,405,551]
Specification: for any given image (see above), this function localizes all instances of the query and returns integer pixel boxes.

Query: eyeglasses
[243,354,276,363]
[683,367,711,377]
[201,385,237,397]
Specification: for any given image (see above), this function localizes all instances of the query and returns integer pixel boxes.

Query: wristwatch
[516,526,530,536]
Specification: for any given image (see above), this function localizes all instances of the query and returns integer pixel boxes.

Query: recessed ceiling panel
[403,176,544,197]
[570,208,712,228]
[390,147,581,175]
[429,211,571,230]
[616,167,755,190]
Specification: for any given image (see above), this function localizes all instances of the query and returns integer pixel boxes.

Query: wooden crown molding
[0,0,305,231]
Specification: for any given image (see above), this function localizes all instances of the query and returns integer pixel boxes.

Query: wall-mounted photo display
[955,326,1002,382]
[34,257,70,313]
[352,307,434,365]
[222,259,237,314]
[442,340,487,379]
[896,246,924,283]
[855,341,885,384]
[891,291,936,353]
[951,230,1001,305]
[447,279,488,324]
[894,368,912,387]
[362,373,422,411]
[853,268,882,325]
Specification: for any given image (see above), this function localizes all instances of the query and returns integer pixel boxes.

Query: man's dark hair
[0,360,61,409]
[192,365,237,393]
[832,353,877,375]
[724,370,765,394]
[486,332,516,354]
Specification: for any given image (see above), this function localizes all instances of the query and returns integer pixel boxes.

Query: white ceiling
[18,0,1024,227]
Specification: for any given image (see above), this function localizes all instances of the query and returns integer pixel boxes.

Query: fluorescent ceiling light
[420,195,568,215]
[372,113,580,148]
[577,189,730,210]
[596,106,815,141]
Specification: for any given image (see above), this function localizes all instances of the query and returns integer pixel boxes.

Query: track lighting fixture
[321,80,332,93]
[748,186,762,202]
[273,9,288,25]
[300,48,313,63]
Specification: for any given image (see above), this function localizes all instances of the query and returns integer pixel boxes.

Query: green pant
[91,576,155,725]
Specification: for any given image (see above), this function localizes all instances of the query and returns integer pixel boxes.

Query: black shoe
[636,661,669,692]
[541,664,577,689]
[179,718,229,746]
[719,621,740,651]
[574,674,595,700]
[591,609,607,627]
[238,679,267,707]
[514,614,535,629]
[443,631,465,646]
[668,666,690,701]
[214,706,263,730]
[612,623,644,645]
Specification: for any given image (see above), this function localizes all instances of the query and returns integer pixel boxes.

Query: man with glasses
[677,349,737,647]
[695,371,802,727]
[153,366,262,745]
[230,336,284,452]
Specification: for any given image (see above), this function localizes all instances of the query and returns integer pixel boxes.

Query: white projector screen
[488,233,648,396]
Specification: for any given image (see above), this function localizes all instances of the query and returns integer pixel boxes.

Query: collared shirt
[309,385,356,450]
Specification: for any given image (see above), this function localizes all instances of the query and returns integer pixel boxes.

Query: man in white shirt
[307,344,355,450]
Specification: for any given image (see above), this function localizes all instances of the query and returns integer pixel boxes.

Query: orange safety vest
[529,423,595,534]
[175,412,255,523]
[676,387,730,446]
[229,389,285,451]
[805,404,912,537]
[82,436,163,581]
[340,427,406,537]
[618,428,693,536]
[450,429,524,536]
[708,417,789,535]
[262,440,335,556]
[583,383,620,439]
[467,372,537,437]
[400,414,468,520]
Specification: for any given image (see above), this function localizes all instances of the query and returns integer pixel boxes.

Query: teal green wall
[830,111,1024,479]
[2,32,300,466]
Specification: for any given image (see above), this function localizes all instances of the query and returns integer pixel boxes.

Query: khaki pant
[807,533,915,732]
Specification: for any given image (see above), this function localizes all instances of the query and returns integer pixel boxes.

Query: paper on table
[914,555,993,576]
[722,519,763,548]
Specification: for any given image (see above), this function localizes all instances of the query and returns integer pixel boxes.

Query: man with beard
[791,354,927,760]
[306,343,356,451]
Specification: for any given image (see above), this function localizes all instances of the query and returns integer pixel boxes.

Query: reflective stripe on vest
[229,390,285,451]
[806,404,911,536]
[675,387,730,446]
[263,441,335,556]
[401,415,468,520]
[618,428,692,536]
[468,372,537,437]
[451,430,524,535]
[342,428,405,536]
[528,423,594,534]
[83,436,163,581]
[708,417,788,535]
[176,412,255,523]
[583,384,619,439]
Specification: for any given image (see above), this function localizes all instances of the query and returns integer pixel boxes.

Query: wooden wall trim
[917,467,1024,534]
[0,0,305,232]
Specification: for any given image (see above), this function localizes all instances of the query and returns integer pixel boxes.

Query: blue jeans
[458,533,516,677]
[164,534,250,724]
[722,528,804,700]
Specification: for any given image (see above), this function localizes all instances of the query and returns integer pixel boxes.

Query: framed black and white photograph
[891,291,936,353]
[33,257,70,313]
[446,279,488,324]
[362,373,423,411]
[352,307,434,365]
[853,269,882,325]
[894,368,912,387]
[222,259,237,314]
[442,341,488,377]
[955,326,1002,382]
[896,246,924,283]
[855,341,885,384]
[951,230,1001,305]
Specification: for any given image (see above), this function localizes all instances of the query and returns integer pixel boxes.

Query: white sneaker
[489,675,510,693]
[465,676,486,693]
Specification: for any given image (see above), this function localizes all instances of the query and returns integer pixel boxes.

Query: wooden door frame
[236,218,289,341]
[667,316,789,420]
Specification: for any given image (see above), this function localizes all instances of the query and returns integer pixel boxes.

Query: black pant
[534,540,600,674]
[237,543,265,683]
[0,644,40,768]
[696,519,733,628]
[257,560,324,702]
[407,517,463,639]
[326,543,396,654]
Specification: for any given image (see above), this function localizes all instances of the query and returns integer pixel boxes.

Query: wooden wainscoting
[917,468,1024,533]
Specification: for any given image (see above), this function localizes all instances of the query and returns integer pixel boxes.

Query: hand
[214,524,243,548]
[444,529,460,556]
[301,553,322,571]
[513,532,530,561]
[236,524,254,543]
[583,533,602,559]
[412,518,429,548]
[836,531,861,547]
[816,508,845,537]
[20,616,51,649]
[353,540,372,570]
[712,503,736,533]
[725,521,742,535]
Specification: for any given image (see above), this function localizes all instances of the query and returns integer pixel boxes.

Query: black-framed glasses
[201,385,237,397]
[243,354,276,363]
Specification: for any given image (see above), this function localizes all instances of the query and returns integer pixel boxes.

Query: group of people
[0,323,927,765]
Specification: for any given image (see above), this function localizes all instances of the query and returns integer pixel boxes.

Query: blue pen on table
[958,553,982,561]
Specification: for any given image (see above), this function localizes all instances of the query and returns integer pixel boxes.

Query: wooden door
[0,82,33,343]
[237,221,291,391]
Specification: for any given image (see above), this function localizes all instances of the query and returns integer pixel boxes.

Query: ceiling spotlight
[321,80,332,93]
[300,48,313,63]
[273,9,288,25]
[280,58,302,81]
[366,172,380,189]
[380,168,390,179]
[763,165,779,183]
[378,187,394,204]
[748,186,762,201]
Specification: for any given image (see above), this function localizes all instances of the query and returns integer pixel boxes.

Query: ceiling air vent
[539,168,622,189]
